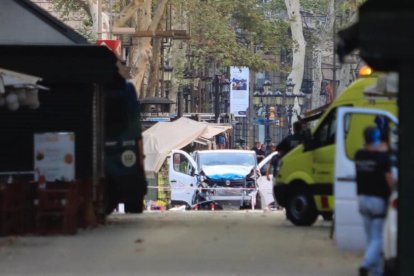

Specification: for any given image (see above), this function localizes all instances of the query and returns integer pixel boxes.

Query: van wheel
[286,190,318,226]
[193,192,209,210]
[171,200,191,210]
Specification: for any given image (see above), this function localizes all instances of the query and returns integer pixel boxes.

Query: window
[199,152,256,167]
[172,153,190,175]
[344,113,398,160]
[312,108,337,149]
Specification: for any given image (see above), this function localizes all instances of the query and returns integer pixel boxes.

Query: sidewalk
[0,211,361,276]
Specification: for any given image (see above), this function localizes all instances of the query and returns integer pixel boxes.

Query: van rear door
[257,151,279,208]
[334,107,397,250]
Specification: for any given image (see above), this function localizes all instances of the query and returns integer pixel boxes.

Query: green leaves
[177,0,290,72]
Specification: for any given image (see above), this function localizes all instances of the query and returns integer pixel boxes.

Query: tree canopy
[178,0,290,72]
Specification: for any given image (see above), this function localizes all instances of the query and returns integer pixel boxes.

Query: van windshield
[199,152,256,167]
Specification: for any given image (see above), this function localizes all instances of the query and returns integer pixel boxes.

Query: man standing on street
[266,143,282,209]
[266,143,278,181]
[355,127,395,276]
[252,141,265,156]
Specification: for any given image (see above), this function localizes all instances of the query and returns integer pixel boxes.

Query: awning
[0,68,49,93]
[199,123,232,139]
[0,68,50,111]
[0,45,125,85]
[143,117,231,174]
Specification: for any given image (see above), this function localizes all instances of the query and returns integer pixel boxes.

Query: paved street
[0,210,361,276]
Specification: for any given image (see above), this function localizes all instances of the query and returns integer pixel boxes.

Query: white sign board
[34,132,75,182]
[230,66,249,117]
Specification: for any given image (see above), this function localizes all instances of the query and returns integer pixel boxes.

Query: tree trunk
[146,36,162,98]
[336,63,356,94]
[87,0,110,39]
[285,0,306,122]
[311,48,323,109]
[127,0,152,98]
[114,0,142,28]
[130,0,170,98]
[311,0,335,110]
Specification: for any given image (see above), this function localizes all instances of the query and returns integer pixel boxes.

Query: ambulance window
[344,114,351,138]
[389,123,398,152]
[313,108,337,148]
[344,113,395,160]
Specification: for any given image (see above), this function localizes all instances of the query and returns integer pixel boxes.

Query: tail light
[391,197,398,209]
[321,196,329,209]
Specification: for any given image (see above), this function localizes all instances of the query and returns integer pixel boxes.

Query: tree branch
[76,0,92,18]
[114,0,143,27]
[148,0,169,31]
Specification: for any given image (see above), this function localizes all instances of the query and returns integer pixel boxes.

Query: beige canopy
[0,68,48,93]
[143,117,231,174]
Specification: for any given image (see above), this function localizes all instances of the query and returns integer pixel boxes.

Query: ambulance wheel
[286,189,318,226]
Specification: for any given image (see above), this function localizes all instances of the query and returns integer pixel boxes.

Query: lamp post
[214,74,220,122]
[163,64,173,99]
[183,86,191,113]
[221,79,230,114]
[296,90,306,111]
[285,94,295,135]
[262,80,273,147]
[285,81,296,135]
[213,73,230,122]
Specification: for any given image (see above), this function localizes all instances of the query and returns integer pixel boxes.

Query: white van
[169,149,278,210]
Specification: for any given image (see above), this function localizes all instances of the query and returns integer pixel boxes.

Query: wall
[0,1,78,45]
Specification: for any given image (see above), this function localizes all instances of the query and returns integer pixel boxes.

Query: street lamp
[286,78,295,93]
[253,89,265,118]
[261,80,273,148]
[163,64,173,82]
[274,90,284,105]
[285,92,295,135]
[262,80,272,106]
[183,85,191,113]
[214,73,230,122]
[296,90,306,112]
[220,77,230,114]
[296,90,306,105]
[163,64,173,99]
[214,74,221,122]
